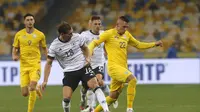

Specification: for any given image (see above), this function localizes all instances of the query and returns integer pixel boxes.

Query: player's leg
[28,81,37,112]
[80,86,87,110]
[62,86,73,112]
[126,74,137,112]
[62,71,81,112]
[28,68,41,112]
[20,68,30,97]
[94,79,123,112]
[82,66,109,112]
[95,65,131,112]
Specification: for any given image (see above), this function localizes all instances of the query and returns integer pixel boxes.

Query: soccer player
[41,21,109,112]
[12,13,47,112]
[88,16,163,112]
[79,15,111,111]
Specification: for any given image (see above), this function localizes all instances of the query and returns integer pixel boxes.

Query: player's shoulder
[100,28,115,36]
[125,30,132,38]
[99,30,104,34]
[72,33,82,39]
[49,38,60,49]
[16,28,26,35]
[80,30,90,35]
[34,28,45,36]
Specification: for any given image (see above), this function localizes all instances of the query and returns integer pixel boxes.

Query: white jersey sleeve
[80,30,105,69]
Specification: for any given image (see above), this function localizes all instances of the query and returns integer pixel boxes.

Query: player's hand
[12,55,19,61]
[97,79,104,86]
[155,40,163,47]
[85,57,91,65]
[41,82,47,91]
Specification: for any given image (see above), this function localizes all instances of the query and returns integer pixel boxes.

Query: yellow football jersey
[13,28,46,67]
[89,28,156,68]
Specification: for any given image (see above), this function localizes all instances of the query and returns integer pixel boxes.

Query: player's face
[62,28,73,42]
[91,19,101,32]
[24,16,35,28]
[116,19,129,35]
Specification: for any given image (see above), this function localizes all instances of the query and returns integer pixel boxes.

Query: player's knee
[22,92,29,97]
[110,91,120,99]
[63,98,71,106]
[129,78,137,85]
[87,78,99,89]
[29,86,36,91]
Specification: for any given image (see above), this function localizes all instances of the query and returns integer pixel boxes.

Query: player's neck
[90,30,99,35]
[26,27,34,34]
[58,36,69,43]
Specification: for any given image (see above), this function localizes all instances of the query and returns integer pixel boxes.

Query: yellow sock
[94,96,116,112]
[127,78,137,108]
[28,90,36,112]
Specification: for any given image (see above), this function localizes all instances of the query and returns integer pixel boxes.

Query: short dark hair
[57,21,72,34]
[90,15,101,21]
[24,13,34,19]
[119,16,129,23]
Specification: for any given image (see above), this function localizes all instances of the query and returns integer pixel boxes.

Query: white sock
[94,87,109,111]
[62,99,70,112]
[102,84,110,95]
[86,89,96,108]
[80,87,87,102]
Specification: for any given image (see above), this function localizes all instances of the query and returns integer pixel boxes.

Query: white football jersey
[81,30,105,69]
[48,33,86,72]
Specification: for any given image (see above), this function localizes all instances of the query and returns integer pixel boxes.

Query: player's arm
[40,33,48,58]
[41,47,48,58]
[128,32,163,49]
[81,43,90,64]
[42,44,55,90]
[12,33,20,61]
[12,47,20,61]
[88,32,109,55]
[42,56,54,90]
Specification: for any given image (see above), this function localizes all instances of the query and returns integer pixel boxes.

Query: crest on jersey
[114,35,119,39]
[28,40,32,45]
[123,35,127,39]
[23,35,26,38]
[32,34,37,38]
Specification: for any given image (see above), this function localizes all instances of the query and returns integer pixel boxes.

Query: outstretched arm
[128,34,163,49]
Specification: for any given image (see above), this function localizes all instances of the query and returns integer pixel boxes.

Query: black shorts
[93,66,104,76]
[63,65,95,91]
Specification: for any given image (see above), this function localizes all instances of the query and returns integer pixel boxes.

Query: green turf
[0,85,200,112]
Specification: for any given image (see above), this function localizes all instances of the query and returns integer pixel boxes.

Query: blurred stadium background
[0,0,200,112]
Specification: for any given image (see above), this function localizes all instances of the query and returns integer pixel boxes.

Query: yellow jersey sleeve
[40,33,47,47]
[88,31,109,54]
[128,31,156,49]
[13,32,20,48]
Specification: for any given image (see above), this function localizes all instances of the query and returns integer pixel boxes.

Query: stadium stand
[0,0,47,55]
[66,0,200,56]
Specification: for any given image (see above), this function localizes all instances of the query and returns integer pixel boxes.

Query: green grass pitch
[0,85,200,112]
